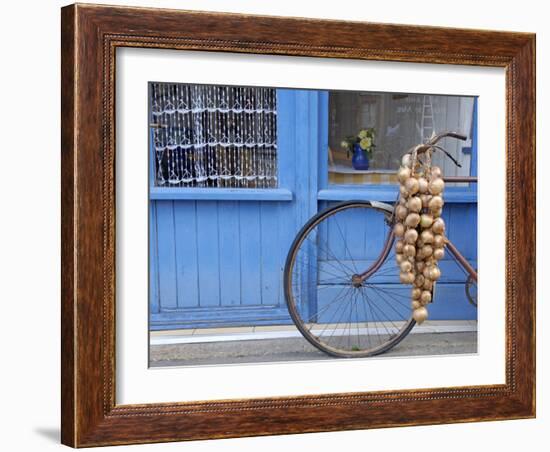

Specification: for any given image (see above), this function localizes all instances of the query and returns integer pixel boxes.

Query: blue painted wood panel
[152,199,294,312]
[218,201,242,307]
[149,202,160,314]
[155,201,178,309]
[260,202,282,306]
[150,187,293,201]
[173,202,199,308]
[239,202,262,306]
[196,202,221,307]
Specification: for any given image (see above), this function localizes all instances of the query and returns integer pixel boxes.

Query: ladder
[420,95,434,141]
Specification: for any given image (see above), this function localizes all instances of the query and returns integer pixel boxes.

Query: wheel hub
[351,274,363,288]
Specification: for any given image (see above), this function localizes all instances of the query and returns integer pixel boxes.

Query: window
[150,83,278,188]
[328,91,476,185]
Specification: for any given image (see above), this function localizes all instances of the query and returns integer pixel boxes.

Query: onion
[428,195,444,210]
[430,207,443,218]
[416,261,426,272]
[412,287,422,299]
[433,234,445,248]
[397,167,411,183]
[423,278,434,291]
[422,266,431,279]
[403,244,416,257]
[394,222,405,237]
[420,194,431,208]
[396,253,405,264]
[413,307,428,324]
[417,177,429,194]
[395,240,404,253]
[395,205,408,220]
[420,214,434,228]
[414,274,425,288]
[400,271,415,284]
[432,218,446,234]
[402,153,412,167]
[405,177,420,195]
[411,300,421,310]
[420,230,434,244]
[429,266,441,281]
[433,248,445,260]
[428,177,445,195]
[420,290,432,304]
[404,229,418,244]
[407,196,422,213]
[400,185,408,197]
[405,213,421,228]
[421,244,433,257]
[431,166,442,178]
[400,261,413,272]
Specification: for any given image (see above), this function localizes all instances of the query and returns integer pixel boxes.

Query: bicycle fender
[369,200,394,214]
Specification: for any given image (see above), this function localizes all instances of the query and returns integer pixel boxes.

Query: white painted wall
[0,1,546,451]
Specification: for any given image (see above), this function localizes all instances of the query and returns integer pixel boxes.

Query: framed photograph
[61,3,535,447]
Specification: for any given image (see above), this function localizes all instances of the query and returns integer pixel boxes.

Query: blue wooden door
[149,89,324,330]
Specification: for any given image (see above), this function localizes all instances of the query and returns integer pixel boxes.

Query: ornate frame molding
[61,4,535,447]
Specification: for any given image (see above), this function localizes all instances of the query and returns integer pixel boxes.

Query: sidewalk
[150,321,477,367]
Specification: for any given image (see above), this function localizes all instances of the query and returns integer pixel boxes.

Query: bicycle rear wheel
[284,201,415,358]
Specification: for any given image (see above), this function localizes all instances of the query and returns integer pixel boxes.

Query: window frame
[148,85,293,202]
[318,96,478,204]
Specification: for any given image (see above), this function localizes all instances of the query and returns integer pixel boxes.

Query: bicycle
[284,132,478,358]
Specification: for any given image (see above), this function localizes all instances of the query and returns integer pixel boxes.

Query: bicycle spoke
[362,287,407,334]
[361,288,398,341]
[364,283,411,307]
[315,286,353,341]
[354,290,362,351]
[293,255,346,279]
[358,287,384,347]
[303,284,352,323]
[333,216,359,273]
[285,202,415,357]
[361,294,374,348]
[305,235,356,276]
[326,292,354,349]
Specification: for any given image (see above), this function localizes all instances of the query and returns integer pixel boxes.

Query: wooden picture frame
[61,3,535,447]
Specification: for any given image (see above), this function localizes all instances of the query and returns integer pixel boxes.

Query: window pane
[328,91,476,185]
[150,83,278,188]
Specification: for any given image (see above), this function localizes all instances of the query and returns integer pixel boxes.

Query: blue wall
[149,91,478,330]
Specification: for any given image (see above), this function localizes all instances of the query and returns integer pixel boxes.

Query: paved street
[150,331,477,367]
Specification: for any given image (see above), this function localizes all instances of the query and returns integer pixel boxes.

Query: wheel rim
[465,274,478,307]
[285,202,415,358]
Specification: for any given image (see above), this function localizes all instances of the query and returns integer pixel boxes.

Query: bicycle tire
[465,273,478,307]
[284,201,416,358]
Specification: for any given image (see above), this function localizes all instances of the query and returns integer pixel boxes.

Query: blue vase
[351,143,370,170]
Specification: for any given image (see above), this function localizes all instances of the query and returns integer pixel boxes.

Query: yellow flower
[358,129,369,139]
[359,137,372,150]
[341,140,349,149]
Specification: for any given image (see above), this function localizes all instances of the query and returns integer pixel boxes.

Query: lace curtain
[150,83,278,188]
